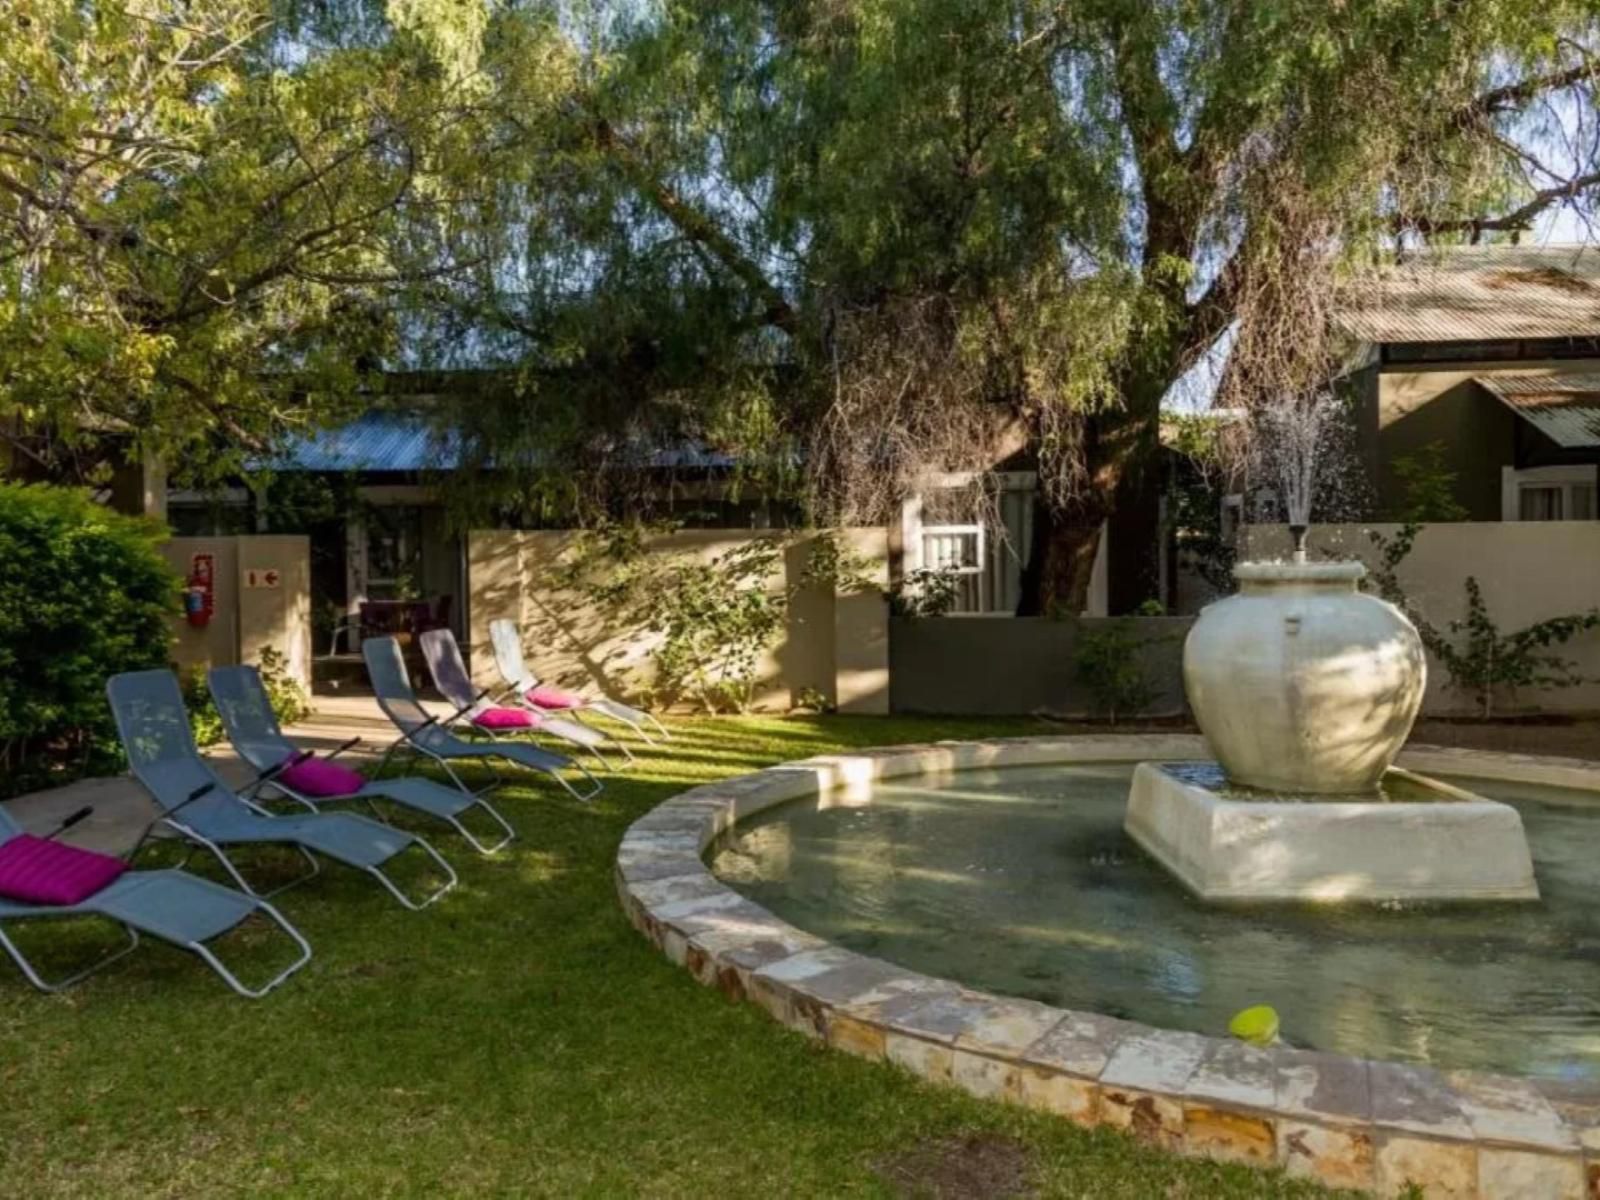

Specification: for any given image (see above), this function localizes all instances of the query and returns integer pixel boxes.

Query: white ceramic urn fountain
[1124,548,1538,903]
[1183,558,1425,793]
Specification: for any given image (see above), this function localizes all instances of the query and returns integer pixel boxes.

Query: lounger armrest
[408,688,492,739]
[126,781,218,863]
[324,736,362,761]
[45,806,94,841]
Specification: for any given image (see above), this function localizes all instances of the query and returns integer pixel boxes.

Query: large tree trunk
[1016,357,1173,616]
[1016,496,1110,617]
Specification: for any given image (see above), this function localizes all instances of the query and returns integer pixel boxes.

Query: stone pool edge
[615,735,1600,1198]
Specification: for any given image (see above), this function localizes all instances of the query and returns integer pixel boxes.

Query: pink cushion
[278,758,366,798]
[0,834,126,906]
[526,685,584,711]
[472,707,540,730]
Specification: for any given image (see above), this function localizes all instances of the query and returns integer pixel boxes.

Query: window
[899,472,1043,615]
[366,505,424,598]
[1502,466,1599,522]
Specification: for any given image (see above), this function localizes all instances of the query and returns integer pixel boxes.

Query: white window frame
[1501,464,1599,522]
[919,522,988,613]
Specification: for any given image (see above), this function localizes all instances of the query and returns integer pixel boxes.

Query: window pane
[1520,486,1563,521]
[1573,485,1596,521]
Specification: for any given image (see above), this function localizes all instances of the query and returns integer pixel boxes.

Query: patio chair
[362,636,603,802]
[106,670,457,910]
[206,665,516,855]
[0,804,311,997]
[488,618,669,747]
[417,629,619,771]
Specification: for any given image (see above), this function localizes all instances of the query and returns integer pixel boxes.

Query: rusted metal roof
[1477,372,1600,448]
[1341,244,1600,343]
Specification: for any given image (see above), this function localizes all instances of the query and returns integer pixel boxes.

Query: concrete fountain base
[1125,762,1540,903]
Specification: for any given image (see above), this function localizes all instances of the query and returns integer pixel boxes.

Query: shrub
[0,484,177,794]
[184,645,312,747]
[1369,523,1600,718]
[1074,617,1165,721]
[561,523,873,714]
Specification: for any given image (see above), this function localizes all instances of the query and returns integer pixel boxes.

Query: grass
[1,715,1343,1197]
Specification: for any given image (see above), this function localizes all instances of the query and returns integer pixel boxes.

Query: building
[1341,244,1600,521]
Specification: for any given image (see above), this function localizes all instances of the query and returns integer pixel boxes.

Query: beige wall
[1243,522,1600,714]
[1372,359,1598,519]
[162,535,312,688]
[465,529,890,714]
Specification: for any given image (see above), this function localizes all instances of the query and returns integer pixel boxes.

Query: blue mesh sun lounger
[206,665,515,855]
[107,670,457,910]
[0,806,311,998]
[418,628,619,771]
[362,637,602,802]
[488,618,668,749]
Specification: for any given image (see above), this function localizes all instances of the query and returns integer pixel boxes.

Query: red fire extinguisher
[185,553,215,628]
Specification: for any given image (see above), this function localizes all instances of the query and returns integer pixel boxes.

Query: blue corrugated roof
[273,411,461,472]
[271,410,738,473]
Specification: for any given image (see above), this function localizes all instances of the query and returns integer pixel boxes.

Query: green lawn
[2,716,1341,1197]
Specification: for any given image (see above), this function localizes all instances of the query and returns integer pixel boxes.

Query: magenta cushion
[0,834,126,906]
[278,758,366,798]
[526,685,584,711]
[472,707,540,730]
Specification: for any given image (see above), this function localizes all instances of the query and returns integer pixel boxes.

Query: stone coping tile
[616,854,706,884]
[949,995,1066,1059]
[844,984,987,1046]
[1187,1038,1277,1112]
[1019,1010,1136,1079]
[617,734,1600,1194]
[1274,1048,1373,1125]
[1446,1071,1579,1152]
[1370,1061,1474,1141]
[1100,1028,1210,1096]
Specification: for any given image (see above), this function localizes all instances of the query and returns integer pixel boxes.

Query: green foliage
[1390,443,1470,523]
[0,0,490,488]
[889,567,964,618]
[562,525,875,713]
[183,645,312,748]
[1368,523,1600,718]
[1432,579,1600,720]
[0,484,176,793]
[1074,618,1163,722]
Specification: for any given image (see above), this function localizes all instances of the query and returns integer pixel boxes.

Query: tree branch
[1394,168,1600,237]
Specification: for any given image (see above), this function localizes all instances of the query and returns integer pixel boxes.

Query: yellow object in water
[1228,1005,1280,1046]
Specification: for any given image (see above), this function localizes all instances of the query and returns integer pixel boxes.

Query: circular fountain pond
[619,736,1600,1192]
[709,756,1600,1083]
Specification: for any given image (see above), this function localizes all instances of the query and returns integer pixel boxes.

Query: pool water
[708,763,1600,1082]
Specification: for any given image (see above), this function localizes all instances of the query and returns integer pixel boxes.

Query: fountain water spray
[1252,394,1338,563]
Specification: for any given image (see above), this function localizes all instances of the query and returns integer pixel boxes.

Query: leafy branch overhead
[5,2,1600,621]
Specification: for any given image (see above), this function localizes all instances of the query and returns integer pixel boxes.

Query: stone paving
[617,736,1600,1200]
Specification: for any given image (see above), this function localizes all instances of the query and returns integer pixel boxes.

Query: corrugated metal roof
[274,411,462,472]
[271,410,739,473]
[1341,244,1600,343]
[1477,372,1600,448]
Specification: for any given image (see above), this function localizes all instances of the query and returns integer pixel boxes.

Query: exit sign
[244,568,282,589]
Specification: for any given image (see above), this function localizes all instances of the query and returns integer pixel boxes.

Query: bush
[1073,617,1165,721]
[0,484,177,794]
[184,645,312,747]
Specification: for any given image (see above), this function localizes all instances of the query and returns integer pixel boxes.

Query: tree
[0,0,490,488]
[440,0,1599,612]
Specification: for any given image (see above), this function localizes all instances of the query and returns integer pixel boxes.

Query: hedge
[0,484,177,794]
